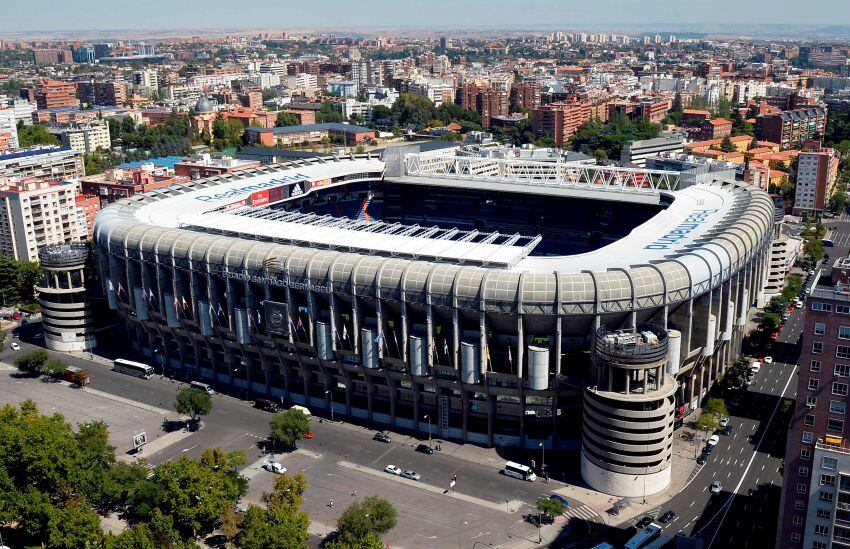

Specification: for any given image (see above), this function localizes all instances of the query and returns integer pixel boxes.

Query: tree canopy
[238,473,310,549]
[569,115,661,159]
[275,112,300,127]
[173,387,212,427]
[390,93,438,129]
[334,495,397,546]
[17,123,59,148]
[269,408,311,449]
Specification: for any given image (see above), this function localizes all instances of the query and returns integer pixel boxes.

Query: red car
[788,306,794,313]
[771,332,779,340]
[305,432,313,439]
[11,314,21,320]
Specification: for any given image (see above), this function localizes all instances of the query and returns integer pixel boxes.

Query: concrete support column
[400,301,409,362]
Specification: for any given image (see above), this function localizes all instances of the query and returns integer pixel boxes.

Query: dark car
[722,425,733,436]
[549,493,569,507]
[704,444,714,456]
[697,454,707,465]
[254,398,281,413]
[416,443,434,454]
[659,510,676,523]
[636,515,655,529]
[373,432,391,443]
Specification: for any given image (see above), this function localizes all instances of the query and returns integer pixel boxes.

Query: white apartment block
[1,98,34,127]
[0,146,84,183]
[0,179,83,262]
[0,108,19,149]
[161,84,202,103]
[59,124,111,155]
[132,69,159,96]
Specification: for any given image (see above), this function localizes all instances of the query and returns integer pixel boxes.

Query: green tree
[17,123,60,147]
[390,93,438,129]
[14,348,49,374]
[714,97,732,120]
[536,497,566,521]
[219,507,244,545]
[316,101,344,124]
[39,357,67,377]
[84,153,104,176]
[174,387,212,428]
[720,357,751,392]
[135,449,247,538]
[335,495,397,545]
[829,181,848,214]
[46,498,104,549]
[720,136,736,153]
[275,112,299,127]
[104,459,151,508]
[212,118,245,150]
[106,509,198,549]
[269,408,310,449]
[326,531,383,549]
[238,473,310,549]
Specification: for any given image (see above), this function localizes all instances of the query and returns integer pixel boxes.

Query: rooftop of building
[0,145,76,162]
[245,122,375,135]
[175,154,259,169]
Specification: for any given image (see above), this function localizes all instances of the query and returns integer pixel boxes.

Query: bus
[113,359,154,379]
[642,535,672,549]
[503,461,536,481]
[624,523,663,549]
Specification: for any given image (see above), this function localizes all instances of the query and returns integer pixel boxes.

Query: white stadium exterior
[93,152,775,496]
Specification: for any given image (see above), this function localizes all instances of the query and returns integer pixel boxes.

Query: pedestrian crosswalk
[563,502,601,521]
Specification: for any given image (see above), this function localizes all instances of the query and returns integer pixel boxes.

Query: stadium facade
[93,153,775,496]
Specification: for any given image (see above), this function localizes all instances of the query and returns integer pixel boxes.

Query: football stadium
[93,151,775,496]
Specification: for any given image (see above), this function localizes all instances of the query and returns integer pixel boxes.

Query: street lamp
[325,389,334,422]
[457,519,468,549]
[424,414,431,448]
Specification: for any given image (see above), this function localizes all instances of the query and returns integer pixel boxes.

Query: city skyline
[1,0,850,34]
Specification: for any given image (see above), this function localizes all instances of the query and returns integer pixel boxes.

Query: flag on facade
[507,345,513,366]
[181,296,188,311]
[117,282,125,296]
[486,345,492,371]
[172,295,180,314]
[443,338,449,357]
[255,309,262,325]
[295,317,304,333]
[148,288,155,301]
[392,331,400,354]
[342,324,348,341]
[216,303,225,317]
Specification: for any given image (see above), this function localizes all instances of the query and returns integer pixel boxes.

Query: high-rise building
[0,108,19,150]
[72,45,95,63]
[778,259,850,548]
[460,81,509,128]
[93,43,111,59]
[32,49,62,66]
[132,69,159,96]
[794,141,839,216]
[756,108,828,150]
[511,81,541,111]
[0,178,84,262]
[532,102,592,147]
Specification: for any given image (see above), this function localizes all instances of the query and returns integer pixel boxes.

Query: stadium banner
[264,301,290,335]
[249,189,270,207]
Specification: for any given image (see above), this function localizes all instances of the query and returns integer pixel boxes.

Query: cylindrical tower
[37,243,98,352]
[581,324,677,497]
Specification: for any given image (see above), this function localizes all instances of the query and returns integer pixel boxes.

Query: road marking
[181,445,197,452]
[761,465,765,471]
[705,362,797,549]
[689,501,695,507]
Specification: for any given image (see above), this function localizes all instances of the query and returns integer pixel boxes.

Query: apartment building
[57,124,111,155]
[780,259,850,548]
[0,108,19,150]
[794,142,839,216]
[77,80,127,106]
[460,81,509,128]
[80,165,188,207]
[756,108,828,150]
[697,118,733,141]
[0,179,83,262]
[511,81,542,111]
[31,79,78,109]
[173,155,260,179]
[0,146,84,183]
[620,135,686,167]
[532,102,592,148]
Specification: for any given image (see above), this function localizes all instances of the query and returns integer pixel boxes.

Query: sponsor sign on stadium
[221,269,330,293]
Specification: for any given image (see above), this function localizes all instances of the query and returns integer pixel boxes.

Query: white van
[189,381,214,395]
[289,405,312,418]
[750,361,761,374]
[10,342,20,351]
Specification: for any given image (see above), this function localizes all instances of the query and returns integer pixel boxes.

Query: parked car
[384,464,402,475]
[305,432,313,439]
[708,435,720,446]
[710,481,722,494]
[697,454,707,465]
[254,398,281,413]
[373,432,391,443]
[401,470,421,481]
[263,461,286,474]
[721,425,733,436]
[764,356,773,364]
[659,510,676,523]
[10,342,19,351]
[750,362,761,374]
[416,443,434,455]
[719,417,730,428]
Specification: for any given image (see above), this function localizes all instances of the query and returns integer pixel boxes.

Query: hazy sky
[1,0,848,33]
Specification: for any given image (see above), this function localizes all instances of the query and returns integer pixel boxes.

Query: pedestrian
[329,499,334,508]
[351,489,357,496]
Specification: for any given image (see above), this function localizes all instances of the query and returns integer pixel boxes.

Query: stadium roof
[95,154,774,300]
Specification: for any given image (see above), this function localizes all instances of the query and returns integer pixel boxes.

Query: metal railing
[38,243,90,268]
[403,153,681,193]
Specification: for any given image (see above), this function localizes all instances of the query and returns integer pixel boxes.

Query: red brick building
[460,81,509,128]
[532,102,592,148]
[31,79,78,109]
[697,118,733,140]
[511,81,541,111]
